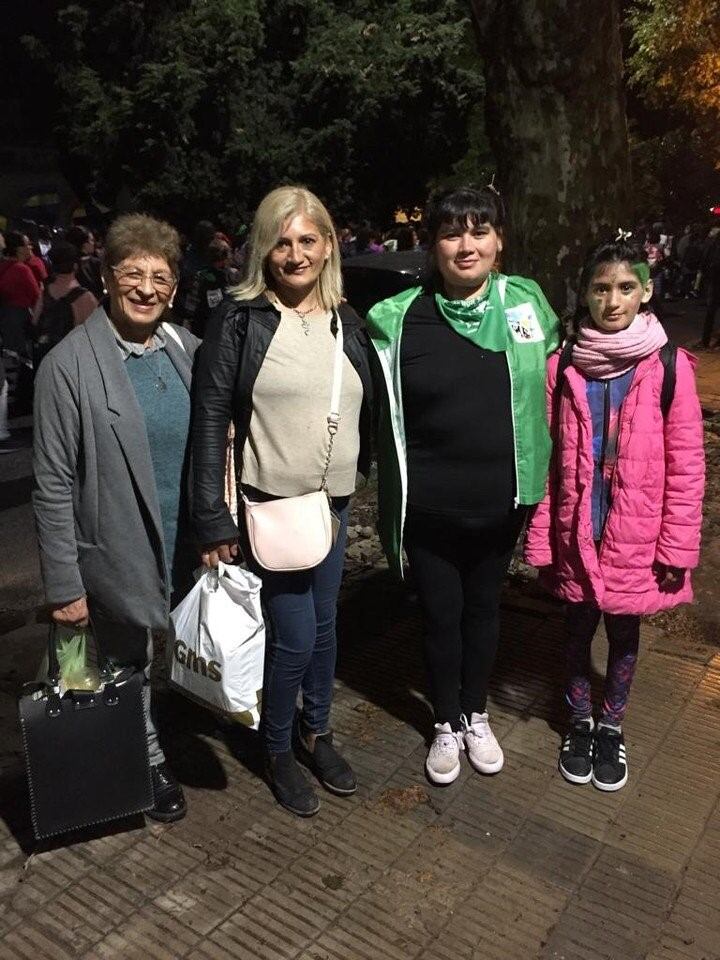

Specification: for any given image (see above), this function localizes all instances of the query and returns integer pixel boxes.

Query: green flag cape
[434,272,508,352]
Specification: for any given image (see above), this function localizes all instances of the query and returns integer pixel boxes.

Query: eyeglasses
[111,266,176,294]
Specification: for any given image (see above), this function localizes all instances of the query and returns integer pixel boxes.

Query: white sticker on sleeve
[505,302,545,343]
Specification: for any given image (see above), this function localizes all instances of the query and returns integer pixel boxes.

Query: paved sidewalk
[0,573,718,960]
[694,350,720,414]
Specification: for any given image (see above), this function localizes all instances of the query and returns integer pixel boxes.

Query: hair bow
[486,174,500,196]
[615,227,632,242]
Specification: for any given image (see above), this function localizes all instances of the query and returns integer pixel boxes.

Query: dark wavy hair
[571,238,651,332]
[423,185,505,289]
[48,241,80,276]
[424,185,505,242]
[65,225,93,251]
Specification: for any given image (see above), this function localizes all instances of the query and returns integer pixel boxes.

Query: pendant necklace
[149,350,167,391]
[292,304,317,336]
[270,293,318,336]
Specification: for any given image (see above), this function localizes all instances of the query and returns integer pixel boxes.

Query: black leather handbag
[18,626,154,840]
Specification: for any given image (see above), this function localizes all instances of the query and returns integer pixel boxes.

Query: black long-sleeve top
[400,294,515,523]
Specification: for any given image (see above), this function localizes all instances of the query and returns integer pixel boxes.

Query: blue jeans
[244,494,350,754]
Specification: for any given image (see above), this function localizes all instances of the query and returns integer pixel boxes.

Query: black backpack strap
[552,340,574,414]
[556,340,574,387]
[60,286,88,336]
[659,342,677,419]
[65,286,88,306]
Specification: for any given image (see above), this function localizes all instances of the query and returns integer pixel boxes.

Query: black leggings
[404,509,526,728]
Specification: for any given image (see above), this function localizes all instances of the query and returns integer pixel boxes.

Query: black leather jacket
[192,293,374,544]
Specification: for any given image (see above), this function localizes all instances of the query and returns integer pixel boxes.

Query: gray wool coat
[32,308,200,633]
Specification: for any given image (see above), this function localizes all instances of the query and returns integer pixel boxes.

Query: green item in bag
[55,627,100,691]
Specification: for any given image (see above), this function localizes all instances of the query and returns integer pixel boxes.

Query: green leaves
[626,0,720,215]
[627,0,720,162]
[23,0,483,227]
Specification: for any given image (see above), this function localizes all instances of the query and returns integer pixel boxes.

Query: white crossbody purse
[241,312,345,573]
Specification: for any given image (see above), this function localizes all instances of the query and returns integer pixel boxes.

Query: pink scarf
[572,312,668,379]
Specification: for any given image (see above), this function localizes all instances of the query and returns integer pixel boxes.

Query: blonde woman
[192,186,373,817]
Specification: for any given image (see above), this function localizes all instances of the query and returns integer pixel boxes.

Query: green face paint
[632,262,650,286]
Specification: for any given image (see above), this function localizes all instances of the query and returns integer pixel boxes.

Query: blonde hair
[103,213,181,276]
[231,186,343,310]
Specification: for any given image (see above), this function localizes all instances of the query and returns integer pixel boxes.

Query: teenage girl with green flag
[366,184,560,785]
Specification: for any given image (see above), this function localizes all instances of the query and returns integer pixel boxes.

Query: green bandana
[434,272,508,352]
[632,262,651,285]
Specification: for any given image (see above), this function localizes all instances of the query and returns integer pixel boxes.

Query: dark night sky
[1,2,59,148]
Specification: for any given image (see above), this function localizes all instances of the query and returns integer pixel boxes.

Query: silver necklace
[148,350,167,391]
[270,293,318,335]
[291,304,318,336]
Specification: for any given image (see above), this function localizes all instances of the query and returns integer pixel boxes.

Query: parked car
[342,250,425,318]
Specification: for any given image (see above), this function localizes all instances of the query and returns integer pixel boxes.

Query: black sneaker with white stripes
[592,725,628,792]
[559,718,594,784]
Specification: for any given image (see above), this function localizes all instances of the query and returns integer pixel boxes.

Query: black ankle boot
[266,750,320,817]
[147,762,187,823]
[296,726,357,796]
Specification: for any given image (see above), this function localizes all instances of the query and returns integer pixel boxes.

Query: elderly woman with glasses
[32,213,199,823]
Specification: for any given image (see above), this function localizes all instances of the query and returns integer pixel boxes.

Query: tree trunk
[470,0,630,316]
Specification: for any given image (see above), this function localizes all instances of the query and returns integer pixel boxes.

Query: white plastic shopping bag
[169,563,265,728]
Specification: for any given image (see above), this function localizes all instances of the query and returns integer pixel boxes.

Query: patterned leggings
[565,602,640,725]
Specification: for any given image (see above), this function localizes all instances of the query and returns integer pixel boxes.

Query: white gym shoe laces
[462,712,504,774]
[425,722,464,785]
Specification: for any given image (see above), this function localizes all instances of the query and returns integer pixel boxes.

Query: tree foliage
[627,0,720,165]
[22,0,483,228]
[628,123,720,222]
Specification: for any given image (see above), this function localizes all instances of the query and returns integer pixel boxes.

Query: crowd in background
[0,183,711,822]
[1,210,719,452]
[633,219,719,304]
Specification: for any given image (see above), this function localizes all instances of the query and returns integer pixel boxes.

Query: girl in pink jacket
[525,237,705,792]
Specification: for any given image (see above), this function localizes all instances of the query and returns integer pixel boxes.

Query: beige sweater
[241,308,363,497]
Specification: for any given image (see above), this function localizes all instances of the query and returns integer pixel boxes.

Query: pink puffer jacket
[525,348,705,615]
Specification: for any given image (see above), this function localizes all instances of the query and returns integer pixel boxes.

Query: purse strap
[240,308,345,503]
[319,310,344,493]
[162,321,185,351]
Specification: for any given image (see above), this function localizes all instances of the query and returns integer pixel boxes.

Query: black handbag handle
[46,622,115,689]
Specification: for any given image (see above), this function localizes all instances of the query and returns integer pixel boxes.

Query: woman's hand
[51,596,89,627]
[201,540,240,568]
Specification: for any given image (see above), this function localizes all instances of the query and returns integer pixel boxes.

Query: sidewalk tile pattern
[0,577,718,959]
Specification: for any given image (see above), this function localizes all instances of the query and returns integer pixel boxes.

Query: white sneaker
[425,722,464,784]
[462,712,504,774]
